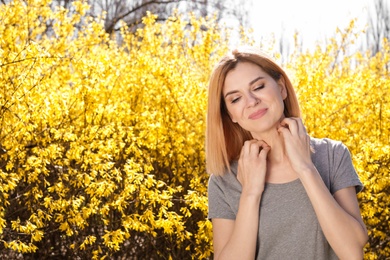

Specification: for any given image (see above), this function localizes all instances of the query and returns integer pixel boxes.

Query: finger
[256,140,268,147]
[281,117,299,134]
[240,140,257,159]
[241,140,268,157]
[251,140,270,156]
[258,144,270,160]
[296,122,311,147]
[242,139,258,154]
[294,117,308,136]
[283,118,311,147]
[249,141,260,155]
[277,122,292,138]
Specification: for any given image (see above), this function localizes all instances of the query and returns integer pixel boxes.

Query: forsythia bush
[0,0,229,258]
[0,1,389,260]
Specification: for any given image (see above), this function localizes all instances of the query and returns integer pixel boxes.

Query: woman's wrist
[295,163,317,179]
[240,190,263,202]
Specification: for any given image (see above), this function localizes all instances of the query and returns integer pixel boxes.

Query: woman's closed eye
[253,85,264,91]
[231,96,241,103]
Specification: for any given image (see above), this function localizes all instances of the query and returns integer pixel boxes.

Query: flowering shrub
[0,1,389,259]
[0,0,229,258]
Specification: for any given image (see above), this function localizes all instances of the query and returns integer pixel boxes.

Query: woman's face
[223,61,287,135]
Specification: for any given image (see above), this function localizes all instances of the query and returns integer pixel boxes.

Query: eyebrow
[224,76,264,98]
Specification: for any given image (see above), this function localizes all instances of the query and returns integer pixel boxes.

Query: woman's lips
[249,108,268,120]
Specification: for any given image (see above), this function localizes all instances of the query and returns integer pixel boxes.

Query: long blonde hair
[206,46,301,176]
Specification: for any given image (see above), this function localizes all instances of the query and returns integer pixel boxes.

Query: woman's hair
[206,46,301,176]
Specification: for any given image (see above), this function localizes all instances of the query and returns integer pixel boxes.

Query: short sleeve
[330,141,363,194]
[207,174,236,220]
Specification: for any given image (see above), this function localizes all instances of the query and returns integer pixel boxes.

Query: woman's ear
[278,77,288,99]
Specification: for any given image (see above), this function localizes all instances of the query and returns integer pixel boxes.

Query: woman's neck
[251,127,299,184]
[251,127,286,164]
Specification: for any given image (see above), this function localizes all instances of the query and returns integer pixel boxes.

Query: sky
[249,0,372,50]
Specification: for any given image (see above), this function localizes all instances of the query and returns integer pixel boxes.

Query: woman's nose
[246,93,260,107]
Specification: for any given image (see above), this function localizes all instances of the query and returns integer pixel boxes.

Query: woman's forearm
[215,193,261,260]
[299,167,368,259]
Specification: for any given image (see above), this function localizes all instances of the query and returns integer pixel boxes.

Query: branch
[104,0,191,33]
[0,56,64,68]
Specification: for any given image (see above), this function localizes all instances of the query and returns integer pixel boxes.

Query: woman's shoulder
[310,137,347,151]
[208,161,242,197]
[309,137,352,167]
[209,161,238,181]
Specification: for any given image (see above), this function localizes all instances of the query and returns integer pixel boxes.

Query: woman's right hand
[237,140,270,197]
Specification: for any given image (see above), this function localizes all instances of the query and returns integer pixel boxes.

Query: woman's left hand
[277,117,314,175]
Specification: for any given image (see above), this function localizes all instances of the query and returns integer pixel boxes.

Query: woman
[206,46,368,260]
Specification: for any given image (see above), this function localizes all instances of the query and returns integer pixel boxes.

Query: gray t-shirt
[208,137,363,259]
